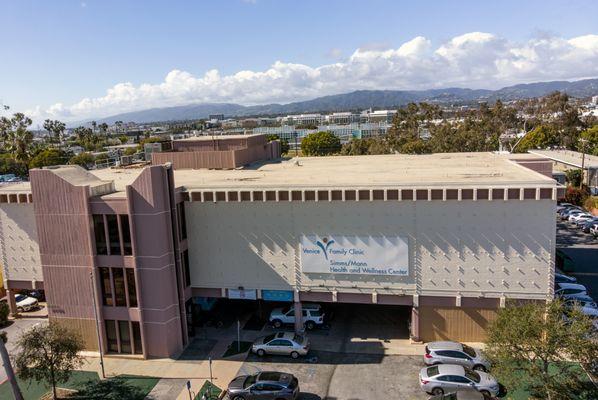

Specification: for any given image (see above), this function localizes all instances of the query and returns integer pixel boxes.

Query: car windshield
[427,366,439,377]
[310,309,323,317]
[293,334,305,344]
[15,295,25,302]
[462,344,476,358]
[464,369,481,383]
[281,306,291,314]
[262,334,276,343]
[244,375,257,389]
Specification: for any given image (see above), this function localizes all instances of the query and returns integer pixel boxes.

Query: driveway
[237,351,426,400]
[0,318,46,384]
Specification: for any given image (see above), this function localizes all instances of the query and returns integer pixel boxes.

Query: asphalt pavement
[556,220,598,298]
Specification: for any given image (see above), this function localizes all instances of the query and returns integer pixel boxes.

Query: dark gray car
[227,371,299,400]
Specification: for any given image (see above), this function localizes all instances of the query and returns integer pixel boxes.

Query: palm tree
[4,113,34,163]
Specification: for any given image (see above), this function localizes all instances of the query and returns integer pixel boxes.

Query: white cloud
[29,32,598,122]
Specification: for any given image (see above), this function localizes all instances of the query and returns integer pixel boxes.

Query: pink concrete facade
[152,134,281,170]
[28,165,189,358]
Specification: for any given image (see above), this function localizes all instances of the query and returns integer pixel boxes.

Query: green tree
[69,152,96,169]
[266,134,290,154]
[566,169,583,188]
[0,153,28,177]
[580,125,598,156]
[2,113,34,162]
[15,324,84,400]
[29,148,69,169]
[43,119,66,144]
[485,300,598,400]
[119,135,129,144]
[515,125,559,153]
[300,131,341,156]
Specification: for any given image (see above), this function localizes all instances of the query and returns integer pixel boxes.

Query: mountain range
[87,78,598,125]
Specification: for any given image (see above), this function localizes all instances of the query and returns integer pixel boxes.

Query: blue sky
[1,0,597,122]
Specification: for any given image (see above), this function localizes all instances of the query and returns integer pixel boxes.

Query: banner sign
[300,235,409,276]
[262,290,294,302]
[227,289,257,300]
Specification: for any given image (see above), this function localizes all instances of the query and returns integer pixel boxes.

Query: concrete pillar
[6,289,19,318]
[294,301,303,333]
[410,307,420,342]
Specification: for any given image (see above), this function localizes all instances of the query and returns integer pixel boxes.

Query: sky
[1,0,598,124]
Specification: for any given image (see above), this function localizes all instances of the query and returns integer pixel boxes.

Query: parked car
[269,303,325,330]
[419,364,500,397]
[554,273,577,284]
[252,332,309,358]
[554,282,588,299]
[556,203,574,213]
[15,294,38,312]
[227,371,300,400]
[559,207,583,220]
[568,213,592,223]
[563,296,597,310]
[590,223,598,236]
[428,388,497,400]
[580,218,598,232]
[424,341,490,371]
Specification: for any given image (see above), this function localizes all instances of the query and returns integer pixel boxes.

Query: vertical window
[126,268,138,307]
[93,215,107,255]
[120,215,132,255]
[113,268,126,306]
[105,320,118,352]
[106,215,121,255]
[99,267,113,306]
[182,250,190,287]
[118,321,132,354]
[132,321,143,354]
[177,203,187,240]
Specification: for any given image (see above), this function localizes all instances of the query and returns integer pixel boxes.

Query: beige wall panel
[50,316,99,351]
[0,203,42,282]
[419,306,498,342]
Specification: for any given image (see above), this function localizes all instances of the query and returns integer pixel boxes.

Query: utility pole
[90,271,106,378]
[0,336,23,400]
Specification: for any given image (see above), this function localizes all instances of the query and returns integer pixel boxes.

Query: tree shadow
[71,377,146,400]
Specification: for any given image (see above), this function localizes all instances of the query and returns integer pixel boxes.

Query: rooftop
[0,152,556,197]
[175,133,262,142]
[529,150,598,168]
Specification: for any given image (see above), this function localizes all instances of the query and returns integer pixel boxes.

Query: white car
[554,282,588,299]
[15,294,38,312]
[556,203,574,213]
[590,223,598,236]
[269,303,325,330]
[569,213,592,223]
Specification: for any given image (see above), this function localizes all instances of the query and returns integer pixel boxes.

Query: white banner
[227,289,257,300]
[300,235,409,276]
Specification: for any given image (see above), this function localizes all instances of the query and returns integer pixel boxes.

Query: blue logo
[315,237,335,260]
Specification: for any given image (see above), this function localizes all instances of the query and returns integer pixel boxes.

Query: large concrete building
[0,152,561,358]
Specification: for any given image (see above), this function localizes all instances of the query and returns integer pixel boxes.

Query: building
[0,152,560,358]
[529,149,598,194]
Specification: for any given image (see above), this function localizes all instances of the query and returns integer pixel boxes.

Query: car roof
[276,332,296,340]
[427,341,463,351]
[556,282,587,290]
[257,371,292,384]
[435,364,466,376]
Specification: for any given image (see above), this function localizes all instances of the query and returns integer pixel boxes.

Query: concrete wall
[186,199,554,300]
[0,203,42,284]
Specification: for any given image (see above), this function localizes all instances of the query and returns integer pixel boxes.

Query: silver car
[428,388,489,400]
[424,341,490,371]
[419,364,500,397]
[251,332,309,359]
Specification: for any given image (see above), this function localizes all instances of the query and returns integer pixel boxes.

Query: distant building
[208,114,225,121]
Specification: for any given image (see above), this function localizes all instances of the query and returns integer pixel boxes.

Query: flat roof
[529,150,598,168]
[94,152,555,193]
[175,133,263,142]
[0,152,556,196]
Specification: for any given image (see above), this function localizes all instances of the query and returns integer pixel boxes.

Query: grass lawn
[194,380,222,400]
[0,371,159,400]
[222,341,252,358]
[500,362,595,400]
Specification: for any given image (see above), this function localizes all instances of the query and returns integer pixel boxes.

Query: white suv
[269,303,325,330]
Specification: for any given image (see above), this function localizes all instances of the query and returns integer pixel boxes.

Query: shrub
[584,196,598,211]
[564,186,588,206]
[301,131,341,156]
[0,302,9,326]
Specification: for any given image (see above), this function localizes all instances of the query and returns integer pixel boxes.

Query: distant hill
[86,78,598,125]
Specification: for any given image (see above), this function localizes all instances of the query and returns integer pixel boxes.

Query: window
[177,203,187,240]
[106,215,121,255]
[113,268,126,307]
[105,320,118,352]
[450,376,471,384]
[120,215,132,255]
[182,250,190,287]
[132,321,142,354]
[126,268,138,307]
[119,321,132,353]
[93,215,107,255]
[99,267,113,306]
